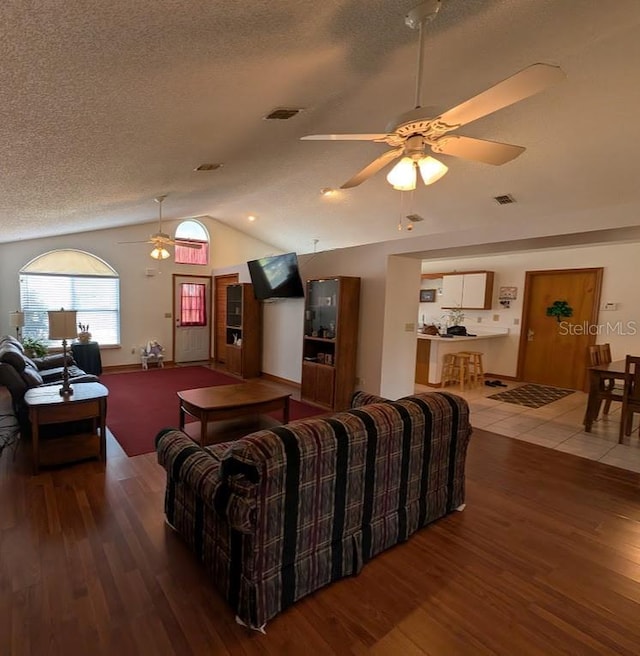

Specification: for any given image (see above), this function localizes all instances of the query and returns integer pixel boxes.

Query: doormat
[488,383,574,409]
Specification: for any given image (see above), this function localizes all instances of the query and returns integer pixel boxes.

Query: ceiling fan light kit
[418,156,448,185]
[118,193,203,258]
[150,246,170,260]
[387,154,448,190]
[301,0,565,193]
[387,157,418,191]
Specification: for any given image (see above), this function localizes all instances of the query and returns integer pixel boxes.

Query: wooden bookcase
[225,283,262,378]
[301,276,360,411]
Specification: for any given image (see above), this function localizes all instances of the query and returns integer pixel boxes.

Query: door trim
[516,267,603,388]
[214,273,239,363]
[172,274,213,362]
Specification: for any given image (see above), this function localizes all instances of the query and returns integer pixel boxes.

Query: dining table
[583,359,627,432]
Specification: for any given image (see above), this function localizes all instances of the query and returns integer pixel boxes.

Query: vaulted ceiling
[1,0,639,254]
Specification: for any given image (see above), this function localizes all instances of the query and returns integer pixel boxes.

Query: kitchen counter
[417,331,507,342]
[415,328,509,386]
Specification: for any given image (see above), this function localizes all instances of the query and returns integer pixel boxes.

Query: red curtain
[180,283,206,326]
[175,241,208,265]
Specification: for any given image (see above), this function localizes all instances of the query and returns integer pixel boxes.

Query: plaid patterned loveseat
[155,390,471,630]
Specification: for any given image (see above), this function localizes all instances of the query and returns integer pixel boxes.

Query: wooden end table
[177,381,291,447]
[25,382,108,474]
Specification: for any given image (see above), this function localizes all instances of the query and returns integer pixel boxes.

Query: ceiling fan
[301,0,565,190]
[119,195,202,259]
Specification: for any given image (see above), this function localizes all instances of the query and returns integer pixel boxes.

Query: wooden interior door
[214,273,238,363]
[518,268,603,390]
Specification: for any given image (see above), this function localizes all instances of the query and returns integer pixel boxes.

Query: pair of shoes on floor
[484,379,508,387]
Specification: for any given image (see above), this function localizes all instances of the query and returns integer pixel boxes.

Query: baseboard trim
[102,360,177,373]
[484,373,519,381]
[261,372,300,389]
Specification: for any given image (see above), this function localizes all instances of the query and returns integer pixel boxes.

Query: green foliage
[546,300,573,323]
[22,336,48,357]
[443,307,465,326]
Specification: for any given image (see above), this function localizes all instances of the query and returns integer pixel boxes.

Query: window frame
[19,249,121,347]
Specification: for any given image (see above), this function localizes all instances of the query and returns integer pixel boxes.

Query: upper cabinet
[441,271,494,309]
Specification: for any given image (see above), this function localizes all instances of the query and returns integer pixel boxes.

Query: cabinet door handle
[527,329,535,341]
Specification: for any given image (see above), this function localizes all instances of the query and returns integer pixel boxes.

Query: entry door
[518,268,602,390]
[173,275,212,363]
[214,273,239,363]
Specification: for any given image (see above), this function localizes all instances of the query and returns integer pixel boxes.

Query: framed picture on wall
[420,289,436,302]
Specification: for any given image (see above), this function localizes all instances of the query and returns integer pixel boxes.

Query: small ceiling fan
[119,195,202,259]
[302,0,565,190]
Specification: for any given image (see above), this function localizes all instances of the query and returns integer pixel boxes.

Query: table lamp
[9,311,24,341]
[48,308,77,396]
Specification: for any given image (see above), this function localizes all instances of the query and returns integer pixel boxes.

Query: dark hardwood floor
[1,423,639,655]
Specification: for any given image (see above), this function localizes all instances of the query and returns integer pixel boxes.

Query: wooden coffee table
[177,381,291,446]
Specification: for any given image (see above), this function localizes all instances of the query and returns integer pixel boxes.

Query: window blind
[20,273,120,346]
[175,240,209,265]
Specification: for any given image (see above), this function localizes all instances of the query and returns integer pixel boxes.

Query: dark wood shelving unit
[301,276,360,411]
[225,283,262,378]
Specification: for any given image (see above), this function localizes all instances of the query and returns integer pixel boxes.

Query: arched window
[174,220,209,265]
[19,249,120,346]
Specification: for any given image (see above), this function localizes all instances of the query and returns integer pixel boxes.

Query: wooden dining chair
[619,355,640,442]
[587,343,622,416]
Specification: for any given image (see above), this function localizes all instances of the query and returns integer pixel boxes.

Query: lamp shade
[386,157,417,191]
[150,246,170,260]
[418,156,448,185]
[48,309,77,340]
[10,311,24,328]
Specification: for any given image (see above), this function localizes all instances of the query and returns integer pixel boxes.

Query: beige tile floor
[415,380,640,474]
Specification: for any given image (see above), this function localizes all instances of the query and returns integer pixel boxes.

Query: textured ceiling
[1,0,639,254]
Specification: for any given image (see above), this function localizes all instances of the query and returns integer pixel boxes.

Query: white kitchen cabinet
[441,271,494,309]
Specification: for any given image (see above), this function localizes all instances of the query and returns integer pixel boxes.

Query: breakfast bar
[415,328,509,386]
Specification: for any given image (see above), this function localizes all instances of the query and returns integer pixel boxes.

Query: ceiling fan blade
[436,63,565,130]
[117,239,153,245]
[340,148,404,189]
[301,133,390,142]
[432,135,525,165]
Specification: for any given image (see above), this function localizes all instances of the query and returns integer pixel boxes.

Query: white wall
[420,243,640,377]
[261,298,305,382]
[293,234,640,396]
[380,255,422,398]
[3,209,640,396]
[0,217,279,368]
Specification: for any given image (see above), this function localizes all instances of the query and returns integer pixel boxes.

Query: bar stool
[442,352,472,391]
[457,351,485,387]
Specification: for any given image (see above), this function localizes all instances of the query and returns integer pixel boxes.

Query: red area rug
[102,366,323,456]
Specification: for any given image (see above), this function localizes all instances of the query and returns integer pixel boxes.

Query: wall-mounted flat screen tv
[247,252,305,300]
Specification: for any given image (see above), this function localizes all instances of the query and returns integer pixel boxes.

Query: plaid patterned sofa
[155,390,471,630]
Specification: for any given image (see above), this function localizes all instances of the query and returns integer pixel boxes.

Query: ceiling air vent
[494,194,515,205]
[406,213,425,222]
[194,163,223,172]
[263,107,303,120]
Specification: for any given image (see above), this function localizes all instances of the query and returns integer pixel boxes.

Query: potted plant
[443,307,465,327]
[22,336,48,358]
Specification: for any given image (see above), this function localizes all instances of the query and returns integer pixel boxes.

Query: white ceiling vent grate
[494,194,516,205]
[263,107,303,120]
